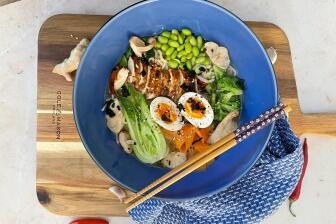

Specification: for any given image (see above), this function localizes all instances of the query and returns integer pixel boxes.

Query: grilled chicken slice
[110,56,202,101]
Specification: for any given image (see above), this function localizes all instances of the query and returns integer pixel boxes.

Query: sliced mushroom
[208,111,239,145]
[204,42,230,70]
[114,68,129,90]
[204,42,219,58]
[108,186,126,202]
[129,36,154,57]
[52,38,89,81]
[162,152,187,169]
[105,98,125,134]
[147,37,156,45]
[227,65,237,76]
[128,57,135,77]
[118,131,133,154]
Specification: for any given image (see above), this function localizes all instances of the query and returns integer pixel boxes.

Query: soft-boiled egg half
[150,97,184,131]
[178,92,214,128]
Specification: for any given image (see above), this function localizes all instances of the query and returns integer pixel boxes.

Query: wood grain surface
[37,14,336,216]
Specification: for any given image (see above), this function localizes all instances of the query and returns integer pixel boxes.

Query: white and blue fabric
[129,117,304,224]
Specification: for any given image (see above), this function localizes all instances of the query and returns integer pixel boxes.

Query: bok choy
[118,85,168,164]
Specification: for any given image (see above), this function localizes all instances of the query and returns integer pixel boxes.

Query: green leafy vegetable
[118,48,133,67]
[118,85,168,164]
[207,65,243,121]
[118,55,128,67]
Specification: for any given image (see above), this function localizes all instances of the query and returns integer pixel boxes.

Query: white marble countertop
[0,0,335,223]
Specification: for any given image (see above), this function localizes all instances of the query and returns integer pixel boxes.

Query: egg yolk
[184,97,206,119]
[156,103,177,123]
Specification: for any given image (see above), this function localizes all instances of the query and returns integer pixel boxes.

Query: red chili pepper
[288,138,308,217]
[70,218,109,224]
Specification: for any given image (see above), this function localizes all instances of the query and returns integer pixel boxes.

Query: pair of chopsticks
[125,103,290,212]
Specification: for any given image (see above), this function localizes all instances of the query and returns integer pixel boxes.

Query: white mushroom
[208,111,239,145]
[105,97,125,134]
[129,36,154,57]
[227,65,237,76]
[204,42,230,70]
[118,131,133,154]
[114,68,129,90]
[52,38,89,81]
[162,152,187,169]
[204,42,219,58]
[128,57,135,77]
[108,186,126,202]
[266,47,278,64]
[147,37,157,45]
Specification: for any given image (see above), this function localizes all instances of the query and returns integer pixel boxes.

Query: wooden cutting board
[37,14,336,217]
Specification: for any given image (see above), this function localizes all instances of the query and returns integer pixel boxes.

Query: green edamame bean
[199,53,206,57]
[177,45,185,52]
[169,60,179,69]
[168,40,180,48]
[182,28,192,36]
[203,57,211,65]
[177,51,186,58]
[181,56,187,63]
[166,47,175,56]
[178,34,184,44]
[186,52,193,60]
[154,42,161,48]
[171,50,178,59]
[158,36,169,44]
[166,54,171,60]
[161,31,171,38]
[189,36,197,46]
[170,34,178,41]
[184,36,192,44]
[185,43,192,53]
[191,57,196,65]
[192,46,200,57]
[197,36,203,48]
[171,29,179,35]
[161,44,169,51]
[196,56,206,64]
[186,60,192,70]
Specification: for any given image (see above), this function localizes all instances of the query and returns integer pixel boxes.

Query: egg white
[150,97,184,131]
[178,92,214,128]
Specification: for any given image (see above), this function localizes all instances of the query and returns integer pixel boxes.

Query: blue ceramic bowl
[74,0,277,200]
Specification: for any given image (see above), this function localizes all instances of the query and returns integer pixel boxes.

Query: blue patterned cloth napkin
[129,117,304,224]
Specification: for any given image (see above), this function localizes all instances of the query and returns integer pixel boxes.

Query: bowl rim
[73,0,278,201]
